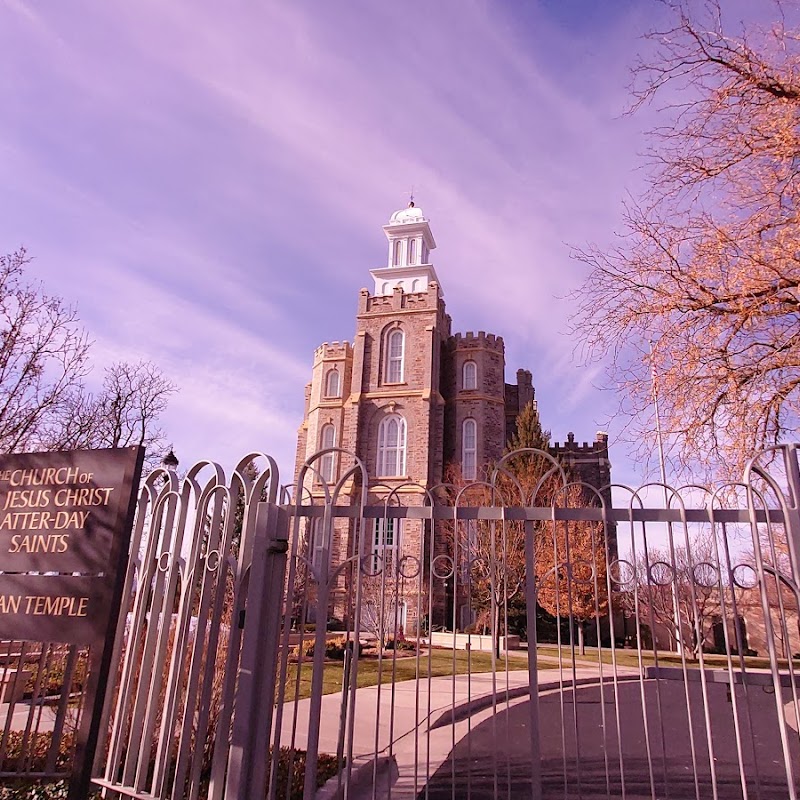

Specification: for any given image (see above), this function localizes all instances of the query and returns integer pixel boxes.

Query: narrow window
[409,238,417,265]
[320,424,336,482]
[311,517,325,570]
[385,329,404,383]
[373,517,400,572]
[325,369,340,398]
[393,240,403,266]
[462,361,477,390]
[377,415,407,476]
[462,419,477,480]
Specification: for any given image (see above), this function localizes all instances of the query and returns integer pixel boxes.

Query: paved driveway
[421,678,800,799]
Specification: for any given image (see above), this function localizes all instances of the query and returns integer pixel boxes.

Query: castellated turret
[443,331,507,478]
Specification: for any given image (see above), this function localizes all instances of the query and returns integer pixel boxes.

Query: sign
[0,574,110,644]
[0,447,144,800]
[0,447,143,643]
[0,449,140,575]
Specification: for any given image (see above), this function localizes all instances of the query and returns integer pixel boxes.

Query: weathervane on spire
[408,186,415,208]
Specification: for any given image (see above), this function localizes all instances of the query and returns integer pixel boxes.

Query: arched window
[462,361,477,390]
[408,238,417,265]
[325,369,340,398]
[385,329,404,383]
[377,415,406,477]
[393,240,403,266]
[320,424,336,482]
[462,419,477,480]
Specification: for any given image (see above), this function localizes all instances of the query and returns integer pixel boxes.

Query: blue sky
[0,0,678,486]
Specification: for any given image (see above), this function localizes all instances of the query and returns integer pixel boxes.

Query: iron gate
[15,443,790,798]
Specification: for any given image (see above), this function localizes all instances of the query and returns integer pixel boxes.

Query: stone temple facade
[294,203,611,629]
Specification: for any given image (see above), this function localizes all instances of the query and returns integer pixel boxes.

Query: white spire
[370,201,441,297]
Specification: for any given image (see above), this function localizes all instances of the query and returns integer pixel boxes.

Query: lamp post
[161,449,179,473]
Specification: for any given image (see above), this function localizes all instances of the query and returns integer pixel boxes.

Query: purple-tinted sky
[0,0,688,485]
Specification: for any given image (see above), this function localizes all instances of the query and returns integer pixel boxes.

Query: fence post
[524,517,542,800]
[225,501,289,799]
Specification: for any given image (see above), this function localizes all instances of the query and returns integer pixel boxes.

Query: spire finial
[408,185,415,208]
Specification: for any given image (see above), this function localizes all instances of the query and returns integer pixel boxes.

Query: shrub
[384,638,416,652]
[324,638,362,661]
[0,780,99,799]
[0,731,74,774]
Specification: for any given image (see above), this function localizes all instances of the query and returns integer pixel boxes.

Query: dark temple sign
[0,447,144,799]
[0,448,142,575]
[0,447,142,641]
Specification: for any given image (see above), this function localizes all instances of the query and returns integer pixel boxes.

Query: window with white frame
[462,418,477,480]
[311,517,325,571]
[408,238,417,265]
[377,415,406,477]
[460,518,479,582]
[393,239,403,266]
[462,360,477,390]
[320,424,336,482]
[373,517,400,571]
[324,369,340,398]
[385,329,404,383]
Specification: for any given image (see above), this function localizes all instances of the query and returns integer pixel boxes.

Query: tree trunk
[577,621,585,656]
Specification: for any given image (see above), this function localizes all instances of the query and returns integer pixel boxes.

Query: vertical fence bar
[524,516,542,800]
[225,502,289,799]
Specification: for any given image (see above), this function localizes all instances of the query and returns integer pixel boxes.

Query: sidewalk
[276,660,641,799]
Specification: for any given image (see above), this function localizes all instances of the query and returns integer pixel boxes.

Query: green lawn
[282,648,528,701]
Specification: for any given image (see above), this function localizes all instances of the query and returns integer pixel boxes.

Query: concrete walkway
[276,660,641,799]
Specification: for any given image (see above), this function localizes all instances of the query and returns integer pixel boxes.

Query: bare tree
[571,0,800,477]
[625,531,732,658]
[0,249,91,452]
[52,361,176,461]
[0,249,177,463]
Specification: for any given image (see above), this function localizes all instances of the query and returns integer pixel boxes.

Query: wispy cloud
[1,0,659,475]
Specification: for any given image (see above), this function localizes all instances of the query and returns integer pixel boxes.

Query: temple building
[294,202,611,629]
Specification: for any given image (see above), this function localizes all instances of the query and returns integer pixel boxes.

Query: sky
[0,0,684,488]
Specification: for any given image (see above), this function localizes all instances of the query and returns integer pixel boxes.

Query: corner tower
[347,202,450,490]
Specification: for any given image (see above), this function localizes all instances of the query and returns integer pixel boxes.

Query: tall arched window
[462,361,477,390]
[462,419,477,480]
[393,240,403,266]
[320,424,336,482]
[385,329,404,383]
[325,369,340,398]
[408,238,417,265]
[377,415,406,477]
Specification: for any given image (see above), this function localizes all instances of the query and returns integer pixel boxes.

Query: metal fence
[34,444,796,798]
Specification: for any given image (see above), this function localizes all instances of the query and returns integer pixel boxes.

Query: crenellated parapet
[314,341,353,362]
[360,281,440,315]
[448,330,505,353]
[552,430,609,455]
